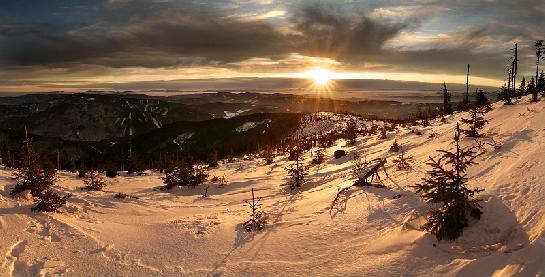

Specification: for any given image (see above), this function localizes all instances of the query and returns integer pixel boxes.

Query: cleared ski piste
[1,96,544,276]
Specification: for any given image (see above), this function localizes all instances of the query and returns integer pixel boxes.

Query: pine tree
[519,77,526,98]
[311,148,325,165]
[412,123,484,241]
[390,139,401,152]
[162,159,209,190]
[81,170,107,191]
[392,145,414,170]
[11,137,56,197]
[460,106,488,138]
[497,84,508,102]
[126,154,145,175]
[474,89,490,110]
[344,119,358,145]
[286,148,309,189]
[528,76,536,96]
[11,136,70,212]
[242,188,266,232]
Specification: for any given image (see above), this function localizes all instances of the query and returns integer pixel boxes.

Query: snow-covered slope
[1,96,544,276]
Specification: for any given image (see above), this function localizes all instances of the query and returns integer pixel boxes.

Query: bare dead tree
[331,156,390,210]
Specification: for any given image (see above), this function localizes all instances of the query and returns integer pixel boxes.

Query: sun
[305,68,335,85]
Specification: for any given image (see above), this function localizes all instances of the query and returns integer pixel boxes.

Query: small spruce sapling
[392,146,414,170]
[345,120,358,145]
[81,170,107,191]
[475,89,491,110]
[261,148,275,165]
[311,148,325,165]
[461,106,488,138]
[242,188,266,232]
[390,139,401,152]
[412,123,484,241]
[31,189,71,213]
[286,148,309,189]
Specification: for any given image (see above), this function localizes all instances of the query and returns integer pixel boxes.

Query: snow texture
[0,95,544,276]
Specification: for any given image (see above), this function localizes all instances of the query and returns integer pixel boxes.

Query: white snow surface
[234,119,270,133]
[1,96,544,276]
[224,109,250,119]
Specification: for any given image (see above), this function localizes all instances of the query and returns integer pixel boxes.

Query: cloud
[1,0,544,89]
[0,2,294,68]
[291,4,411,59]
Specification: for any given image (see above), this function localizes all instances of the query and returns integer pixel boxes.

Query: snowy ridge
[0,95,544,276]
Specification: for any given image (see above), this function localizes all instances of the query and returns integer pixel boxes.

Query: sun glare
[305,69,335,85]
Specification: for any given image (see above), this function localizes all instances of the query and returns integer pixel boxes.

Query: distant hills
[0,90,487,168]
[0,92,441,141]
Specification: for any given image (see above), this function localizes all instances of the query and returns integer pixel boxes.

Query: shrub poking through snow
[261,148,275,165]
[162,160,209,190]
[286,148,309,190]
[211,175,227,187]
[81,170,107,191]
[420,118,430,127]
[390,139,401,152]
[11,135,70,212]
[311,148,325,165]
[344,120,358,145]
[113,192,139,199]
[412,123,484,241]
[461,106,488,138]
[31,189,71,212]
[392,146,414,170]
[242,188,266,232]
[114,192,129,199]
[379,128,387,139]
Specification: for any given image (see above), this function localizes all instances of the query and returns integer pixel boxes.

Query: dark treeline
[0,113,303,174]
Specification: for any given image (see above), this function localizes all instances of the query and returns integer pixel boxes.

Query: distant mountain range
[0,92,441,141]
[2,90,491,168]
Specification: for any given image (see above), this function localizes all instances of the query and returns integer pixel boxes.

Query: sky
[1,0,544,93]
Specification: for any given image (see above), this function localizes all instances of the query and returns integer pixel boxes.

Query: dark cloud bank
[1,0,544,83]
